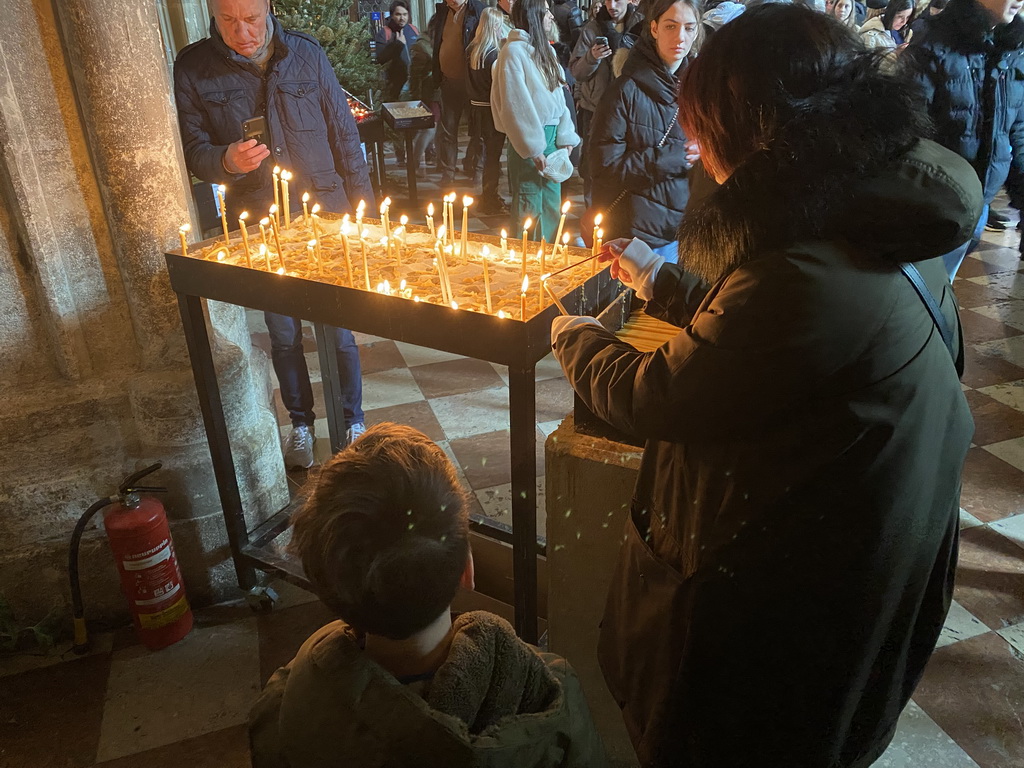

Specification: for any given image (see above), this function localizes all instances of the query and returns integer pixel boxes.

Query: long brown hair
[511,0,564,90]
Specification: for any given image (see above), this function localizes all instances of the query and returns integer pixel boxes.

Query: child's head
[290,423,471,640]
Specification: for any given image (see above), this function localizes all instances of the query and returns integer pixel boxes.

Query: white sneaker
[346,422,366,446]
[283,424,315,469]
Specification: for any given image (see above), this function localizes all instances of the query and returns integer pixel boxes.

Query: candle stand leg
[508,365,539,644]
[405,132,418,204]
[176,293,258,592]
[313,322,349,455]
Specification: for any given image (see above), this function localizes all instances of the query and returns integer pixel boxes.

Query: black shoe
[986,209,1010,232]
[477,196,509,215]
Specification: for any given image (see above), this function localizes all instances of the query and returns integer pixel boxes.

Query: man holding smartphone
[174,0,375,469]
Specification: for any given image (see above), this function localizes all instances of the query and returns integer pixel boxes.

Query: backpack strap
[899,262,964,376]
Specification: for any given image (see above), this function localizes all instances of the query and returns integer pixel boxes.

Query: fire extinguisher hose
[68,496,117,654]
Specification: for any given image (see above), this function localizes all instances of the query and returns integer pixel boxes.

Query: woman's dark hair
[389,0,410,14]
[678,3,928,182]
[882,0,914,28]
[511,0,564,90]
[929,0,949,10]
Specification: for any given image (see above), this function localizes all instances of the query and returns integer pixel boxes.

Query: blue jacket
[905,0,1024,205]
[174,16,374,220]
[375,22,420,101]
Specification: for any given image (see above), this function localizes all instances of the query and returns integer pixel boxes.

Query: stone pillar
[0,0,286,624]
[546,416,643,768]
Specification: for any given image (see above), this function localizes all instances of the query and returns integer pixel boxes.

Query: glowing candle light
[302,192,310,222]
[258,243,269,271]
[521,217,532,282]
[500,228,508,256]
[259,217,270,253]
[238,212,252,268]
[460,195,473,259]
[310,203,321,248]
[272,166,281,212]
[447,193,456,246]
[561,231,570,265]
[398,215,409,261]
[482,245,493,314]
[520,275,529,321]
[592,213,603,257]
[281,171,292,227]
[216,249,226,261]
[434,241,449,304]
[498,309,507,319]
[426,203,435,237]
[380,196,392,238]
[356,199,366,232]
[543,275,570,315]
[537,244,546,310]
[361,228,371,291]
[553,201,570,263]
[217,185,230,247]
[269,202,280,233]
[277,266,285,275]
[340,220,354,287]
[178,223,190,257]
[593,228,604,275]
[450,301,459,310]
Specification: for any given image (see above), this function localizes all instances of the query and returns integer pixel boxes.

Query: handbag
[898,262,964,377]
[581,107,681,246]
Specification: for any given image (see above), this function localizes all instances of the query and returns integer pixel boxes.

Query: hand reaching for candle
[601,237,665,301]
[223,138,271,174]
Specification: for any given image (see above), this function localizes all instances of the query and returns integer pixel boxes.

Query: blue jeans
[264,312,364,428]
[942,202,988,281]
[653,241,679,264]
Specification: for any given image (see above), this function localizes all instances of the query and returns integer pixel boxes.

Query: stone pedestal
[545,416,643,768]
[0,0,285,624]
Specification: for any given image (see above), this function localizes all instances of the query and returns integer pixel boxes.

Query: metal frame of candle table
[165,226,622,642]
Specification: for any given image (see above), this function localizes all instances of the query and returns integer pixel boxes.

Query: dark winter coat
[467,49,498,105]
[375,21,421,101]
[552,71,980,765]
[249,612,608,768]
[552,0,585,49]
[905,0,1024,205]
[570,4,643,112]
[590,36,690,247]
[432,0,485,86]
[174,16,374,220]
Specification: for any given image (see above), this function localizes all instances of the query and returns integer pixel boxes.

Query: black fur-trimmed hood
[927,0,1024,54]
[678,60,984,285]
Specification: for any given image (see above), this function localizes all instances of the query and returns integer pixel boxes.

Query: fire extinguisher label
[135,582,182,606]
[138,596,190,630]
[123,541,172,571]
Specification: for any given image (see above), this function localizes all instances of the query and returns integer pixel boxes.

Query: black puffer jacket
[590,35,689,248]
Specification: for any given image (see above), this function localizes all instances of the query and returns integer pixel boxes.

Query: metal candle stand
[165,222,622,642]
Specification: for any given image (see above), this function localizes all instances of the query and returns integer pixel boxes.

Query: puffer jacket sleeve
[491,45,548,159]
[591,81,689,194]
[248,666,292,768]
[173,59,242,185]
[551,260,821,442]
[570,24,600,83]
[316,47,376,208]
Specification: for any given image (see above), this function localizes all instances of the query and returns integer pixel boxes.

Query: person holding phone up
[174,0,375,469]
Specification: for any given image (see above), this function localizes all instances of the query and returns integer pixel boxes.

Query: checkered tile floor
[3,157,1023,765]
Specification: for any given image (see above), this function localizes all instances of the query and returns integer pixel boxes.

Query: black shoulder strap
[899,262,965,376]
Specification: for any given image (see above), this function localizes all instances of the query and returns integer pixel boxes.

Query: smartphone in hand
[242,116,267,145]
[594,35,609,48]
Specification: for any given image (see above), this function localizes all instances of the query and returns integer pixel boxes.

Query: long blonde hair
[469,8,510,70]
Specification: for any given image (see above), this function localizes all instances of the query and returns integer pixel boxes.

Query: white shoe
[283,424,315,469]
[346,422,366,446]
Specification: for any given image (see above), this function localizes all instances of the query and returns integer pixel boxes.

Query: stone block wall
[0,0,287,626]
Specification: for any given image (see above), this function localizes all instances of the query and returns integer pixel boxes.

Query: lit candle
[380,236,390,262]
[259,217,270,252]
[447,193,456,246]
[238,212,252,268]
[302,192,310,222]
[537,245,545,311]
[340,220,354,287]
[178,223,190,257]
[426,203,435,237]
[216,249,226,262]
[281,171,291,227]
[442,244,455,302]
[393,226,406,266]
[460,196,473,258]
[450,301,459,310]
[361,228,371,291]
[553,201,570,263]
[434,241,449,304]
[310,204,321,247]
[482,245,493,314]
[592,213,603,257]
[356,200,366,232]
[521,217,532,282]
[307,240,317,272]
[561,231,571,265]
[272,166,281,212]
[269,203,280,233]
[593,228,604,275]
[380,196,392,239]
[258,243,270,271]
[500,228,508,256]
[269,215,284,270]
[217,185,230,247]
[520,275,529,321]
[399,215,409,260]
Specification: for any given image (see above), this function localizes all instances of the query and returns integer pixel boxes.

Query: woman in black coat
[589,0,701,261]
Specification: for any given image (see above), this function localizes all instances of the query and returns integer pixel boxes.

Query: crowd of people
[175,0,1024,765]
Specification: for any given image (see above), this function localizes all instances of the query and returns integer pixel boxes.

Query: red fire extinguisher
[68,463,193,653]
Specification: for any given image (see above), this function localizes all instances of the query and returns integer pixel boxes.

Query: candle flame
[340,221,350,235]
[357,200,366,213]
[400,279,407,290]
[361,228,369,238]
[541,272,552,281]
[482,245,490,257]
[276,267,285,275]
[399,214,408,226]
[497,310,506,319]
[436,225,446,240]
[383,196,392,207]
[521,275,530,293]
[463,195,473,206]
[384,280,392,293]
[273,166,281,175]
[523,218,533,232]
[414,296,421,302]
[218,184,226,194]
[594,213,603,226]
[597,228,604,238]
[302,192,310,202]
[179,223,190,233]
[282,170,292,180]
[239,211,249,222]
[562,232,570,244]
[501,229,508,239]
[450,301,459,310]
[259,244,267,255]
[379,237,388,246]
[428,203,435,215]
[217,250,226,261]
[260,217,270,226]
[308,239,317,247]
[561,200,571,214]
[269,203,278,214]
[311,203,321,215]
[376,282,385,293]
